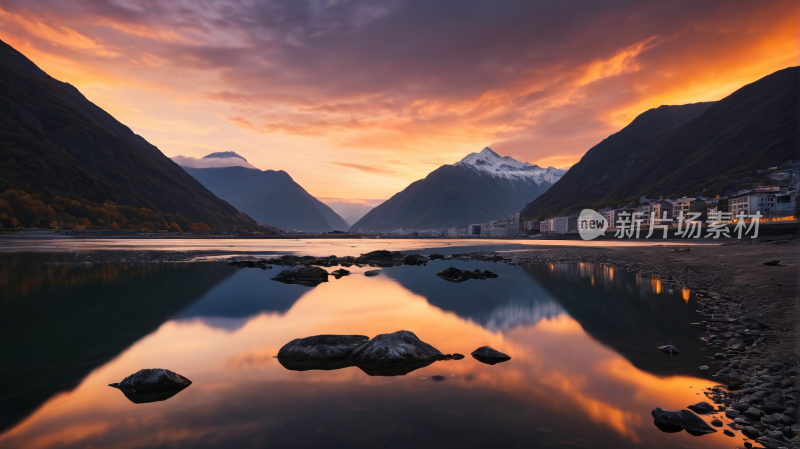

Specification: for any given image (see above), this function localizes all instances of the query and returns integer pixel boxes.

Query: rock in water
[658,345,679,355]
[364,270,381,277]
[277,334,369,371]
[403,254,431,266]
[358,250,404,266]
[278,335,369,360]
[352,330,442,366]
[331,269,350,279]
[271,266,329,286]
[651,408,717,435]
[687,402,715,414]
[471,346,511,365]
[435,267,499,283]
[108,368,192,404]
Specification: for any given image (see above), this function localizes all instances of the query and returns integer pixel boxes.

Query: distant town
[390,159,800,238]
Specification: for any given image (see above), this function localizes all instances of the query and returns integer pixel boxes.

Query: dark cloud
[2,0,795,167]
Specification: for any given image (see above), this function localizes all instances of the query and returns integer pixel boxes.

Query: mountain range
[522,66,799,221]
[177,153,350,232]
[0,39,256,231]
[349,148,567,232]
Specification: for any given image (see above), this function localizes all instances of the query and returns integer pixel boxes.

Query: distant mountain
[172,152,257,169]
[204,151,248,161]
[349,148,567,232]
[0,39,257,231]
[522,66,799,220]
[178,158,350,232]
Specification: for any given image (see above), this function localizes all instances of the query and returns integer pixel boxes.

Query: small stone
[658,345,679,355]
[687,402,715,414]
[364,269,381,277]
[741,426,762,439]
[725,409,741,419]
[699,365,709,370]
[732,402,751,411]
[471,346,511,365]
[430,375,445,381]
[723,429,734,437]
[452,353,465,360]
[710,419,723,427]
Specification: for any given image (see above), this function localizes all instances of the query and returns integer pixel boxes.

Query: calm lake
[0,243,737,449]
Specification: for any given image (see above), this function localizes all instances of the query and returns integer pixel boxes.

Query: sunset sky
[0,0,796,205]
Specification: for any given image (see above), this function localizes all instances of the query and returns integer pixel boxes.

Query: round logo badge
[578,209,608,240]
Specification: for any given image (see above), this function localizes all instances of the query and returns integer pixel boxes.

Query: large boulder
[271,265,329,286]
[108,368,192,404]
[357,250,404,266]
[435,267,499,283]
[471,346,511,365]
[278,335,369,360]
[352,330,443,365]
[651,408,717,436]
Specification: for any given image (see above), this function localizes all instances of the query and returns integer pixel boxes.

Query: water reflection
[0,258,732,449]
[382,262,565,332]
[525,263,708,378]
[0,256,234,433]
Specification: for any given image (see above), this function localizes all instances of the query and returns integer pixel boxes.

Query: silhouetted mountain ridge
[181,165,350,232]
[0,38,257,231]
[522,66,798,220]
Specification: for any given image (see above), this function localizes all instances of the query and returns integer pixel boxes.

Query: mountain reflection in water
[0,257,733,449]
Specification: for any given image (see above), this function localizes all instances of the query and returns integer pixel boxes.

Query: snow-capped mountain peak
[454,147,567,185]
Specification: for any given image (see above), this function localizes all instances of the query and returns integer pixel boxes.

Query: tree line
[0,189,280,234]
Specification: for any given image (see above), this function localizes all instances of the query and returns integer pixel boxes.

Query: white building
[728,187,779,217]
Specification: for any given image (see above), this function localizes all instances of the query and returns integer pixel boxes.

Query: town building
[728,187,780,217]
[671,197,707,224]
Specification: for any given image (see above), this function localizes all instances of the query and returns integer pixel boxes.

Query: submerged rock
[278,335,369,361]
[352,330,443,365]
[109,368,192,404]
[651,407,717,435]
[364,270,381,277]
[435,267,499,283]
[271,265,329,286]
[471,346,511,365]
[331,268,351,279]
[658,345,679,355]
[687,402,715,414]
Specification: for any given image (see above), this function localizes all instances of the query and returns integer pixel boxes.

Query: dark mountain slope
[522,66,798,220]
[181,166,350,232]
[349,165,552,232]
[0,38,256,231]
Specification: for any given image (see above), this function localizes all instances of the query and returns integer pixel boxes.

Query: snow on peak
[172,153,257,169]
[203,151,248,162]
[454,147,567,185]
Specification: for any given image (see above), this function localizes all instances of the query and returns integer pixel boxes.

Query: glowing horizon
[0,0,796,202]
